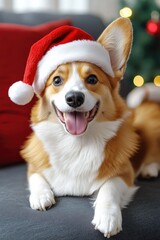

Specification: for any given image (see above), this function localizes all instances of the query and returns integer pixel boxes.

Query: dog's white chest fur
[32,119,123,196]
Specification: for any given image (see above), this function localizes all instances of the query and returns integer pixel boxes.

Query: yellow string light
[154,75,160,87]
[133,75,144,87]
[119,7,132,18]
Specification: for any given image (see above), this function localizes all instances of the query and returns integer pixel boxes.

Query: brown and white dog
[18,18,160,238]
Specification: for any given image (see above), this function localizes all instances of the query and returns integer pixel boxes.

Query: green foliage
[121,0,160,87]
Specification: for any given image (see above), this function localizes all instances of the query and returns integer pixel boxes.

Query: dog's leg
[141,162,160,178]
[29,173,55,211]
[92,177,137,238]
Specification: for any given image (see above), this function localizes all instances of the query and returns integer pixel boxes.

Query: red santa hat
[8,25,114,105]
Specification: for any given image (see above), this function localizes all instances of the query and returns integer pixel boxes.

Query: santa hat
[8,25,114,105]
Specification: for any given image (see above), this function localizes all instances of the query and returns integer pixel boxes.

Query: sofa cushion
[0,19,72,166]
[0,164,160,240]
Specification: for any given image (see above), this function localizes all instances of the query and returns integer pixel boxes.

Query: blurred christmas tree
[120,0,160,89]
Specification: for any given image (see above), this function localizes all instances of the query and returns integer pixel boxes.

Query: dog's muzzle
[53,100,99,136]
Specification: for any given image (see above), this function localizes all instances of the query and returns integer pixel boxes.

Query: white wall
[0,0,120,21]
[89,0,119,21]
[12,0,57,12]
[59,0,89,13]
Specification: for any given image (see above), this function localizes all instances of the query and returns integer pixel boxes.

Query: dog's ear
[98,17,133,79]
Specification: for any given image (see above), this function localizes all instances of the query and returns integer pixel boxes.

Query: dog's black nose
[65,91,85,108]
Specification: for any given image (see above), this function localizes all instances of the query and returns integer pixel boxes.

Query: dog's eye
[85,75,98,85]
[53,76,63,86]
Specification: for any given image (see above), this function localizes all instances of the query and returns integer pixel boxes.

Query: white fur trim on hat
[8,81,34,105]
[33,40,114,94]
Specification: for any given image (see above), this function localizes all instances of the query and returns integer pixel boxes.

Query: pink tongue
[64,112,88,135]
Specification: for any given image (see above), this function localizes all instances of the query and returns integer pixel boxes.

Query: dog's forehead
[63,63,86,91]
[78,64,93,74]
[56,62,94,74]
[55,63,71,75]
[55,63,92,87]
[56,65,68,73]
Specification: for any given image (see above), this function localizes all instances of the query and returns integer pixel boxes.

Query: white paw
[92,206,122,238]
[141,163,159,178]
[29,189,55,211]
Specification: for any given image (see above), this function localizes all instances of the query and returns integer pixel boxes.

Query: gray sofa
[0,12,160,240]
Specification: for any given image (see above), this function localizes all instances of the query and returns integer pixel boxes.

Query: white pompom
[8,81,34,105]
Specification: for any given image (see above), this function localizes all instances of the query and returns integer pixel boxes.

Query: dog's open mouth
[54,102,99,135]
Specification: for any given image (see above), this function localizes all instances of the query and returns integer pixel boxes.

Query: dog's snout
[65,91,85,108]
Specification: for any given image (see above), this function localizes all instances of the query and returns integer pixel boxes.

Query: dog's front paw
[92,206,122,238]
[29,189,55,211]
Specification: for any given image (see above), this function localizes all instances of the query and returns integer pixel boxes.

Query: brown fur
[97,115,138,186]
[131,102,160,173]
[21,133,50,177]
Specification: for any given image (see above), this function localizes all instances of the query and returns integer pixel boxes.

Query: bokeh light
[119,7,132,18]
[154,75,160,87]
[146,20,159,35]
[133,75,144,87]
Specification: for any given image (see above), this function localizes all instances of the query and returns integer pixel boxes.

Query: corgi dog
[19,18,160,238]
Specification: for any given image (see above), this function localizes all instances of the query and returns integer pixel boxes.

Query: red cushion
[0,19,72,166]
